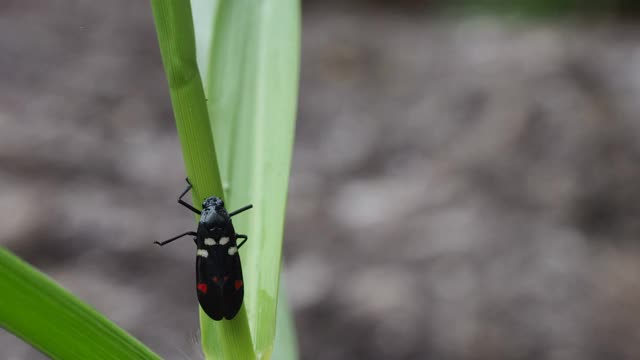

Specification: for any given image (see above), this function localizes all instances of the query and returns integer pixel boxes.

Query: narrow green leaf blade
[150,0,224,200]
[0,247,161,360]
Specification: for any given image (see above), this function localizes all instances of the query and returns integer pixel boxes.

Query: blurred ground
[2,1,640,360]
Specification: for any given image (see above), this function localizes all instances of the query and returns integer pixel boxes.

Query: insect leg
[154,231,197,246]
[236,234,248,248]
[178,178,201,215]
[229,204,253,217]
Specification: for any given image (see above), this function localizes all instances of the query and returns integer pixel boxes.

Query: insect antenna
[229,204,253,217]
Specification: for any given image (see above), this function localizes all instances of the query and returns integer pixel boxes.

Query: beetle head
[200,196,227,229]
[202,196,224,210]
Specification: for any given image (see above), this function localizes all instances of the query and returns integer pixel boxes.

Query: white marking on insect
[219,237,230,245]
[204,238,216,246]
[228,247,238,256]
[197,249,209,258]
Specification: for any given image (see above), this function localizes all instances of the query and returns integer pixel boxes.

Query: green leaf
[199,1,300,358]
[150,1,254,359]
[0,247,161,360]
[150,0,224,201]
[151,0,299,359]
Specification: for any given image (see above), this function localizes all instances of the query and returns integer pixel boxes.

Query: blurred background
[2,1,640,359]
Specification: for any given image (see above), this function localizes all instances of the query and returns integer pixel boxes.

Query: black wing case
[222,249,244,320]
[196,245,244,320]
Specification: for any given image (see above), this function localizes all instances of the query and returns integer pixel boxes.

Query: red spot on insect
[234,280,243,290]
[197,283,208,294]
[213,276,219,283]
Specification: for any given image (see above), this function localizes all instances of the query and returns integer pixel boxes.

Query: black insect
[154,178,252,320]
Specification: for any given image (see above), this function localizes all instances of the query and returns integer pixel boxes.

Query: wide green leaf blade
[199,0,300,358]
[0,247,161,360]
